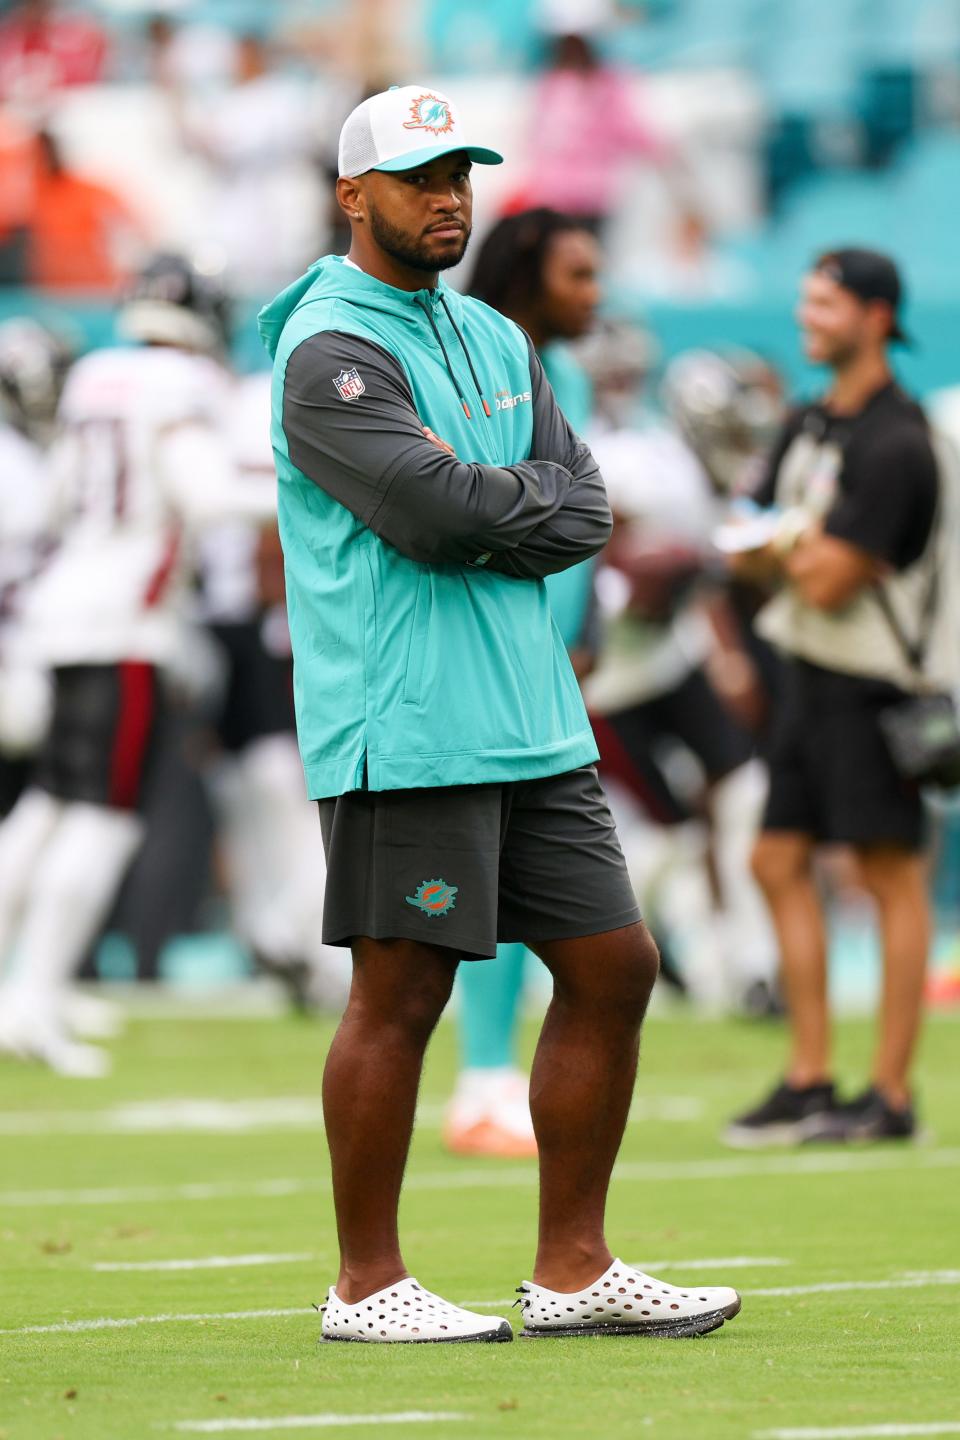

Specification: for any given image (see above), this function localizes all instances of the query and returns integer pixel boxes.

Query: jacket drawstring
[440,295,492,418]
[416,296,473,420]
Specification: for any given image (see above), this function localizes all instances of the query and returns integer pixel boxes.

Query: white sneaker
[517,1258,741,1339]
[443,1067,537,1158]
[320,1277,512,1344]
[0,1009,111,1079]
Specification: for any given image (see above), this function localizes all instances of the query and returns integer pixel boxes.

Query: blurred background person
[25,127,149,292]
[142,11,239,95]
[0,106,35,282]
[580,322,781,1014]
[199,368,349,1013]
[724,250,958,1146]
[0,0,107,106]
[0,0,955,1043]
[514,28,671,235]
[441,206,602,1158]
[180,29,325,296]
[0,253,273,1077]
[0,316,70,816]
[662,345,788,735]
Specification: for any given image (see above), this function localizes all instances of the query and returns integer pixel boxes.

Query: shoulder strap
[871,574,936,674]
[871,477,942,676]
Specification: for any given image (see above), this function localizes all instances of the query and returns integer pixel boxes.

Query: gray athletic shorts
[316,765,641,960]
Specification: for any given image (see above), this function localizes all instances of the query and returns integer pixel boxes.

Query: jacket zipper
[415,295,491,421]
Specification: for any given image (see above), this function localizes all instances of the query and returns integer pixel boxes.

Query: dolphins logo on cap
[402,94,455,137]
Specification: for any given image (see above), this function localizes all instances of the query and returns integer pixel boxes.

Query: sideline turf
[1,1008,958,1439]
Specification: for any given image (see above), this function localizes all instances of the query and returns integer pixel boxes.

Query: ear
[866,298,895,343]
[336,176,363,222]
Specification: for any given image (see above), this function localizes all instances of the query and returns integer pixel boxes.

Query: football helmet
[574,318,659,428]
[118,252,231,355]
[0,318,72,443]
[661,348,784,496]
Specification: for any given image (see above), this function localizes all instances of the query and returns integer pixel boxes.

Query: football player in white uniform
[0,318,72,814]
[0,255,275,1076]
[200,371,348,1012]
[580,327,780,1013]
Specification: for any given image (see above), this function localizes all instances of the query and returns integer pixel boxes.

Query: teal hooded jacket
[258,255,610,798]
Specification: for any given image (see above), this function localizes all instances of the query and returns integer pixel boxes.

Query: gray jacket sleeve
[281,331,576,568]
[480,338,611,579]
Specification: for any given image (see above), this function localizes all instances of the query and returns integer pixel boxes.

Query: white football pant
[0,787,142,1029]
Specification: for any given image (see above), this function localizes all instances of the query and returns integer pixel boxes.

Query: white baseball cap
[338,84,503,178]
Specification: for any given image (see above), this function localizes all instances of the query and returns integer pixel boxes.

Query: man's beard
[368,206,470,272]
[806,330,860,370]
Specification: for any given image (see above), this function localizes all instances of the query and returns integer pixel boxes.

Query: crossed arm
[280,330,611,577]
[780,530,882,609]
[730,528,882,611]
[735,420,938,610]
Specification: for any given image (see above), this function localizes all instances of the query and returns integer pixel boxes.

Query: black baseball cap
[812,247,911,345]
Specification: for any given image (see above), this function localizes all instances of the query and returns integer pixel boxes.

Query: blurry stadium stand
[6,55,960,392]
[4,0,960,993]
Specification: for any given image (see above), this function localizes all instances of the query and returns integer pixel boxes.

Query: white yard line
[0,1098,327,1136]
[6,1271,960,1337]
[636,1255,789,1270]
[747,1272,960,1298]
[405,1148,960,1191]
[89,1251,781,1285]
[1,1308,312,1335]
[93,1253,314,1274]
[0,1094,702,1135]
[173,1415,469,1433]
[755,1425,960,1439]
[3,1147,960,1208]
[0,1179,314,1207]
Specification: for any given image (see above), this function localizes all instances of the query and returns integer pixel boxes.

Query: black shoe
[723,1078,836,1149]
[251,947,314,1014]
[654,934,689,997]
[740,978,785,1020]
[802,1086,917,1143]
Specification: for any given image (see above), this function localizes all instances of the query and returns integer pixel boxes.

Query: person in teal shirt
[259,86,741,1345]
[443,209,605,1159]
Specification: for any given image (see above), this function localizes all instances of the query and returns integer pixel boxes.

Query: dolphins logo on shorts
[405,878,458,917]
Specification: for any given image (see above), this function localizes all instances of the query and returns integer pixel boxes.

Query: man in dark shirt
[756,386,937,573]
[724,249,939,1146]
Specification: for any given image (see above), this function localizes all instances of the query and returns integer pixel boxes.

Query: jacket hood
[258,254,461,360]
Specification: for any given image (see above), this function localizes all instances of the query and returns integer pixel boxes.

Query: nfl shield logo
[333,368,365,401]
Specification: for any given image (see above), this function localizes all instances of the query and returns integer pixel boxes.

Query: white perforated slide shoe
[516,1258,741,1339]
[320,1277,513,1344]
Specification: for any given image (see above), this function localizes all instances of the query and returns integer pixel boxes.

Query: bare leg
[527,921,659,1292]
[322,936,459,1303]
[856,845,930,1110]
[751,831,830,1087]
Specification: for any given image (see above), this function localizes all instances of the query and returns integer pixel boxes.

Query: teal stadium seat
[757,0,866,116]
[888,133,960,294]
[770,172,896,278]
[658,0,764,69]
[558,0,760,72]
[423,0,538,74]
[862,0,960,67]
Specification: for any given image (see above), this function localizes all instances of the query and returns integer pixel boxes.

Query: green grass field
[2,1002,959,1440]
